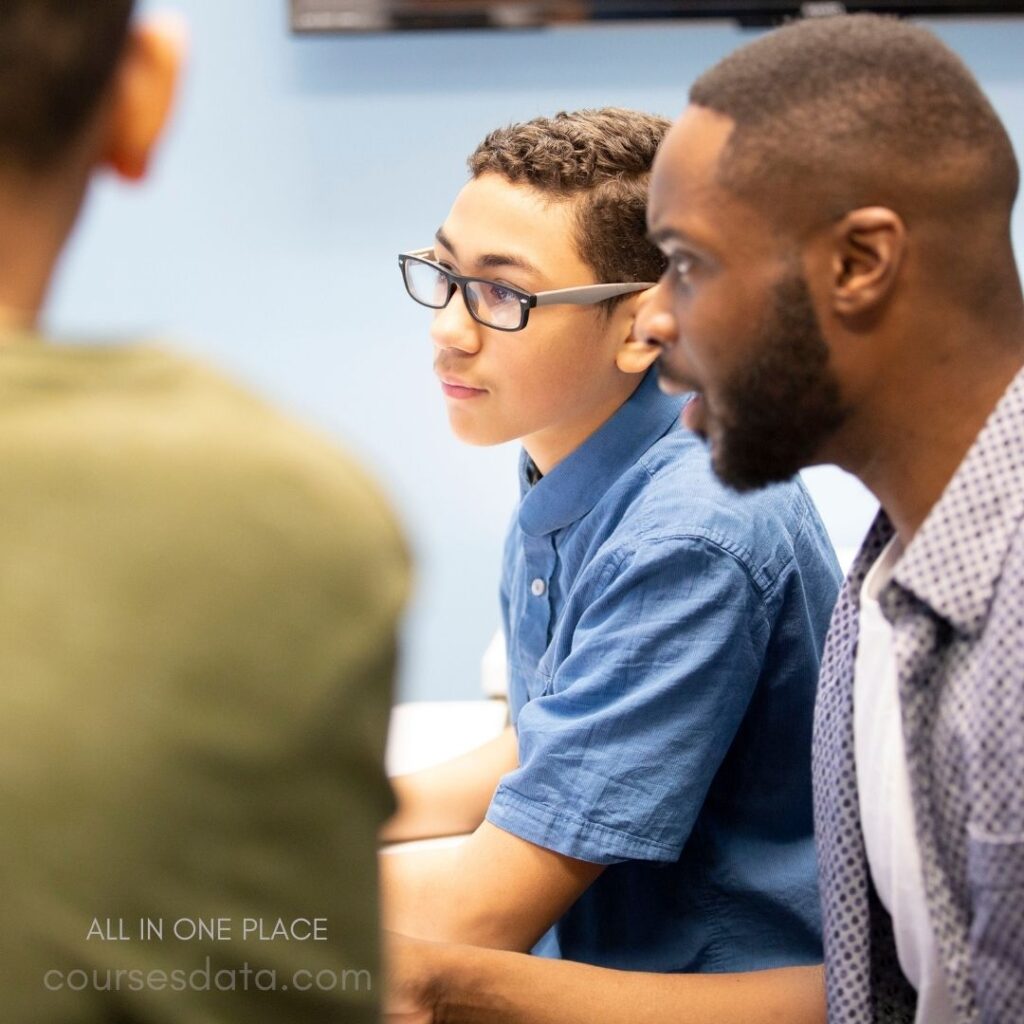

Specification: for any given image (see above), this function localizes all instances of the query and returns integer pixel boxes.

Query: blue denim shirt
[486,370,843,972]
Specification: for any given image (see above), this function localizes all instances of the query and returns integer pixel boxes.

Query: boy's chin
[447,417,515,448]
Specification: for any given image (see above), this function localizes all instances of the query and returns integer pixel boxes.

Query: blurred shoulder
[0,341,410,578]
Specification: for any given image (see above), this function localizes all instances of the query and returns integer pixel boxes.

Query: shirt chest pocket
[966,829,1024,1011]
[967,829,1024,890]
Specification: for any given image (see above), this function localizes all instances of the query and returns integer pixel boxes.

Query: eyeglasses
[398,248,654,332]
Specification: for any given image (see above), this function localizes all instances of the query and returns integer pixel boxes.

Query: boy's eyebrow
[434,227,456,256]
[434,227,542,279]
[476,251,541,277]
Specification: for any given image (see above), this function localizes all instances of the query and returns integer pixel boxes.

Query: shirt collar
[847,510,898,613]
[886,364,1024,637]
[518,370,685,537]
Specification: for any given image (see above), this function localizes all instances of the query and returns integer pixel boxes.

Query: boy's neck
[522,374,645,476]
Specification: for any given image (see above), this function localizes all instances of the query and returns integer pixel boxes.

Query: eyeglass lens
[404,258,524,330]
[403,258,450,309]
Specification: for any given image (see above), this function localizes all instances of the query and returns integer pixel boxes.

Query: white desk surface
[385,699,508,777]
[382,699,508,855]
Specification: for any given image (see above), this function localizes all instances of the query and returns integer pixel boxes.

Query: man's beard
[709,270,847,492]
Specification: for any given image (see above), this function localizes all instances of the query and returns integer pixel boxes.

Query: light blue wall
[49,2,1024,700]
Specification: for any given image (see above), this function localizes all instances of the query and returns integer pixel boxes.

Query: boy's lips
[439,377,488,400]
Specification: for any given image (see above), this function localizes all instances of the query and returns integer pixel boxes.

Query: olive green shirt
[0,338,409,1022]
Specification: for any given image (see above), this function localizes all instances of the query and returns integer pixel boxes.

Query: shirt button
[530,578,547,597]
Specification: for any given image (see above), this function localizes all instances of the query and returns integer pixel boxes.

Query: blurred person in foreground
[0,3,408,1021]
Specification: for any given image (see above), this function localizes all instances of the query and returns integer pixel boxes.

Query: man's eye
[671,253,696,281]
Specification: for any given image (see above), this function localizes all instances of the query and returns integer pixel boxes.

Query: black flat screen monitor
[290,0,1024,32]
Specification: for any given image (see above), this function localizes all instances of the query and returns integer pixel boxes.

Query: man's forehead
[648,106,740,238]
[675,104,735,146]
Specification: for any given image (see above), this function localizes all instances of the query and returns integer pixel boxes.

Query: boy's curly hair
[469,109,670,303]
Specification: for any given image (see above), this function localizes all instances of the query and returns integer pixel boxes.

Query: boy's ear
[102,14,187,182]
[614,287,662,375]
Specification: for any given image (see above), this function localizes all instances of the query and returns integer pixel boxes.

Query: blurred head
[426,109,671,472]
[0,1,185,325]
[640,14,1021,490]
[0,0,183,180]
[0,0,136,172]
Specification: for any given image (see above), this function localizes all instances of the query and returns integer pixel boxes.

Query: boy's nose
[430,289,483,354]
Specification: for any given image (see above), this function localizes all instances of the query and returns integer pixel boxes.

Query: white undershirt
[853,538,956,1024]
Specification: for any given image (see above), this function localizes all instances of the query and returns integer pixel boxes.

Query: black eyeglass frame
[398,248,654,333]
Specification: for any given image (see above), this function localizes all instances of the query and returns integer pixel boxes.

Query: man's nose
[430,287,482,354]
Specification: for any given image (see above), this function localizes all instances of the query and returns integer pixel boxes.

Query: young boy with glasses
[384,109,841,989]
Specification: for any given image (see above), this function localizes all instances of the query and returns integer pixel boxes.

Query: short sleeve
[487,535,772,865]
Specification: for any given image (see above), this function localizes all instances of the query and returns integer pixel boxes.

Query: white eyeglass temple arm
[534,281,654,306]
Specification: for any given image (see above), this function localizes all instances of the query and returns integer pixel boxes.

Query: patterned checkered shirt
[813,365,1024,1023]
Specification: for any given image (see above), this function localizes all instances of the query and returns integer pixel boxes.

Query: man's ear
[103,14,187,182]
[829,207,906,318]
[614,287,662,375]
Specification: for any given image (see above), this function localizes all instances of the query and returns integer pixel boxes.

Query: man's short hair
[0,0,136,171]
[689,14,1019,228]
[469,109,671,299]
